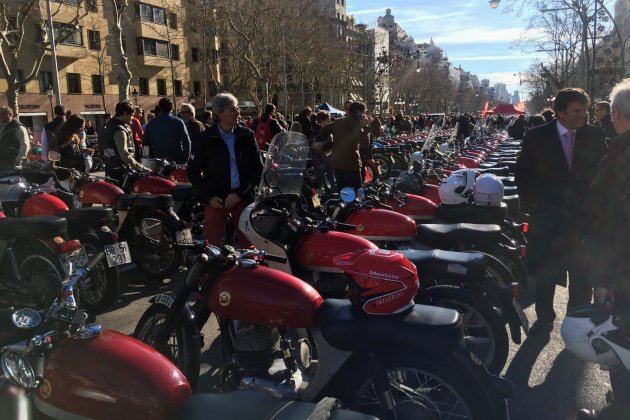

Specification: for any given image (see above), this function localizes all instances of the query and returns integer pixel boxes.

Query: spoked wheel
[12,244,64,308]
[133,304,201,391]
[346,351,504,420]
[134,211,183,279]
[373,154,391,180]
[417,286,508,374]
[76,233,119,315]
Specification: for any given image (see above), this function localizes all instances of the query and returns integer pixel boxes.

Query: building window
[54,23,83,46]
[91,74,104,94]
[67,73,82,94]
[191,47,199,63]
[139,77,149,95]
[39,71,53,92]
[87,30,100,50]
[171,44,179,61]
[173,80,182,97]
[210,49,218,64]
[139,3,166,25]
[193,81,201,96]
[157,79,167,95]
[168,12,177,29]
[209,81,218,97]
[136,37,170,58]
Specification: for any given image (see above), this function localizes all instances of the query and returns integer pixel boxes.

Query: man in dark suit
[515,87,608,335]
[187,93,263,247]
[594,101,617,139]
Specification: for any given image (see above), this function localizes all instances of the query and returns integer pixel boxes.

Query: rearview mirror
[340,187,356,203]
[48,150,60,162]
[263,170,279,188]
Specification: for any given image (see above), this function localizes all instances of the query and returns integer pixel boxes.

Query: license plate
[61,247,89,273]
[513,298,530,333]
[176,228,193,245]
[104,241,132,267]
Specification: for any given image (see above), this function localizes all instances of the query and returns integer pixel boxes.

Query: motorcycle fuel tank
[457,156,481,168]
[296,230,377,272]
[346,209,416,241]
[209,264,323,328]
[34,330,191,420]
[423,184,442,204]
[132,176,176,195]
[386,193,437,221]
[79,181,124,205]
[22,193,68,217]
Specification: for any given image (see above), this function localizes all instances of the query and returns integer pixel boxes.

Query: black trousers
[532,264,592,322]
[334,168,362,191]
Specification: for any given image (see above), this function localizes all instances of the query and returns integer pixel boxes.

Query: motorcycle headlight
[1,351,37,388]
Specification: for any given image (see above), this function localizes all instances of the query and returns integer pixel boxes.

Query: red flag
[482,101,489,119]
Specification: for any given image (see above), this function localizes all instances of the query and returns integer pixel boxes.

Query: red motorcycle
[0,162,128,314]
[135,245,510,420]
[60,166,193,279]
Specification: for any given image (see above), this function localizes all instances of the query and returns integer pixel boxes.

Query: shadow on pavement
[506,336,587,420]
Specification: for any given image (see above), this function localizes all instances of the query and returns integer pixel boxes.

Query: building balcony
[138,54,170,68]
[46,43,88,60]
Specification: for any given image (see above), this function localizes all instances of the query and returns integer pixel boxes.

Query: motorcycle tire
[134,209,183,279]
[372,154,391,180]
[416,285,509,374]
[389,153,406,177]
[10,242,64,308]
[75,233,119,315]
[343,349,508,420]
[133,303,202,392]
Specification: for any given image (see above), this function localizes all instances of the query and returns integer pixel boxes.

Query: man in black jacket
[594,101,617,139]
[575,80,630,420]
[515,87,608,335]
[43,105,65,160]
[188,93,263,246]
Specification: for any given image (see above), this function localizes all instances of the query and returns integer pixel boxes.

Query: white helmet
[408,151,423,170]
[473,174,504,207]
[438,169,477,205]
[561,305,630,370]
[438,143,450,154]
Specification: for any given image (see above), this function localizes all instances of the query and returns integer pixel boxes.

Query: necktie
[564,130,575,169]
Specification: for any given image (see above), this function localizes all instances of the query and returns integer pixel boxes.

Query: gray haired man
[0,106,30,169]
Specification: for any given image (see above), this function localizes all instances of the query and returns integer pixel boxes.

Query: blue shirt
[218,125,240,189]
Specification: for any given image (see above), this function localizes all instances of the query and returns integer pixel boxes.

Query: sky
[347,0,541,99]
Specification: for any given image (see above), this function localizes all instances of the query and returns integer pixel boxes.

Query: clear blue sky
[347,0,540,99]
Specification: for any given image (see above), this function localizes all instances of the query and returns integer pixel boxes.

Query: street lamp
[489,0,500,9]
[46,84,54,116]
[513,72,523,85]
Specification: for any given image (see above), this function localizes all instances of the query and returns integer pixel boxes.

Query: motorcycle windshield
[256,132,310,202]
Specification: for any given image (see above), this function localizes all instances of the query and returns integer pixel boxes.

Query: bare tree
[0,0,88,116]
[107,0,131,102]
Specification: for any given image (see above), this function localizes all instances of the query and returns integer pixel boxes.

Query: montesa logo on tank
[368,270,400,280]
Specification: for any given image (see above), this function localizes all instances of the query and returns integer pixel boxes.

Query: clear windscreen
[256,131,310,202]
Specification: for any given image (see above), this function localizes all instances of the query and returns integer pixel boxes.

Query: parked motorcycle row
[0,128,527,419]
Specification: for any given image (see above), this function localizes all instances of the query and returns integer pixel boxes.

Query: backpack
[255,116,272,150]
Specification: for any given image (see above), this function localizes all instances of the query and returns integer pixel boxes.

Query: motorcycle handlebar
[334,222,356,231]
[264,254,288,264]
[83,251,105,274]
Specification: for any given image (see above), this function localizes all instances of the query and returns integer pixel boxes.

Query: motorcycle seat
[477,166,510,177]
[318,299,462,353]
[417,223,502,247]
[117,193,174,210]
[59,207,114,227]
[176,391,376,420]
[397,249,486,279]
[503,185,518,196]
[0,216,67,240]
[497,176,516,187]
[503,195,520,211]
[172,183,196,202]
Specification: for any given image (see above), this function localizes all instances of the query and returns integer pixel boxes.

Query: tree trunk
[110,0,132,102]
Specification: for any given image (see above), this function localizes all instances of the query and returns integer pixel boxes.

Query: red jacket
[130,117,144,144]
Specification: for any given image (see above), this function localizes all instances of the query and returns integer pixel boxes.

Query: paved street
[97,264,609,420]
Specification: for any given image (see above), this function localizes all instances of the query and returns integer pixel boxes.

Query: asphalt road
[97,264,609,420]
